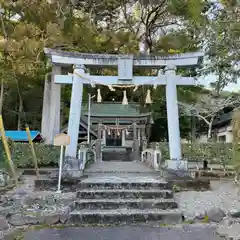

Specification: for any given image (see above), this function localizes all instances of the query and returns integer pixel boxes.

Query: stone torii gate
[42,48,203,165]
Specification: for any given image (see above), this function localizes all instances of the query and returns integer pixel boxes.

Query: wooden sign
[54,133,70,146]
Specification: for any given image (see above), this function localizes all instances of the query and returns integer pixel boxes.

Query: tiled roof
[213,112,232,127]
[61,103,151,134]
[82,102,151,117]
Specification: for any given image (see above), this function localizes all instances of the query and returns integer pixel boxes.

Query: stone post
[132,122,139,161]
[165,65,181,160]
[141,127,147,151]
[142,137,148,151]
[133,122,137,142]
[95,123,102,162]
[42,65,61,144]
[65,65,84,157]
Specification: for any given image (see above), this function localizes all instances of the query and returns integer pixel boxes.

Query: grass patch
[32,223,121,230]
[33,224,66,230]
[201,215,209,223]
[183,219,195,224]
[13,236,24,240]
[4,229,25,240]
[159,223,169,227]
[172,184,181,192]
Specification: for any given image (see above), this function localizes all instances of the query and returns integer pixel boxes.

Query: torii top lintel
[44,48,204,68]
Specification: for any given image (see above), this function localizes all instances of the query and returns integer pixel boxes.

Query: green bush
[158,142,233,164]
[0,141,235,169]
[0,138,14,171]
[12,143,60,168]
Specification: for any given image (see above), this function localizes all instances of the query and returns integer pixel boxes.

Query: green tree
[0,0,212,137]
[202,0,240,91]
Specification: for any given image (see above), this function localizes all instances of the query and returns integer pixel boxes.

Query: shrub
[0,141,234,169]
[12,143,60,168]
[158,142,233,164]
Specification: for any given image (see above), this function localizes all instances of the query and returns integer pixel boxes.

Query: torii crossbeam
[43,48,203,167]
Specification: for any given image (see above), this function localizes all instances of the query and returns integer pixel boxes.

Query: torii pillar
[41,64,61,144]
[65,65,84,157]
[165,65,181,160]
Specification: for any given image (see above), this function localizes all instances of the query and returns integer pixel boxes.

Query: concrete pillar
[41,73,51,142]
[165,65,181,160]
[133,122,137,140]
[65,65,84,157]
[132,122,139,161]
[95,123,102,162]
[141,127,147,151]
[42,65,61,144]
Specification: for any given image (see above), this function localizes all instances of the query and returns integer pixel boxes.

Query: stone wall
[0,142,234,169]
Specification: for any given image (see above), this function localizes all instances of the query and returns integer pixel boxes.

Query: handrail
[141,148,162,170]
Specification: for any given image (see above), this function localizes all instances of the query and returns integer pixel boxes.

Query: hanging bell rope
[74,71,163,88]
[122,90,128,105]
[111,84,137,88]
[102,123,133,130]
[74,70,159,105]
[108,85,116,91]
[97,88,102,103]
[133,86,138,92]
[145,89,152,104]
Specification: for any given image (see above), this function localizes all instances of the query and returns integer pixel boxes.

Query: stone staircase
[67,163,183,224]
[102,149,132,162]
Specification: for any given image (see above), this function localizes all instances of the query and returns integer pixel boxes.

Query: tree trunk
[17,97,23,130]
[0,9,7,115]
[207,118,214,140]
[191,115,196,143]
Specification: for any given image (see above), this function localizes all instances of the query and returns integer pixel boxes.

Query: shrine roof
[82,102,151,118]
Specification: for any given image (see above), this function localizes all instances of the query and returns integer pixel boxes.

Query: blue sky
[198,74,240,92]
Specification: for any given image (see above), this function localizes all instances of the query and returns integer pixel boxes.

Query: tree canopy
[0,0,238,141]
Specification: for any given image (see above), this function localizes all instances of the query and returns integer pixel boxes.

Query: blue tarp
[4,131,43,142]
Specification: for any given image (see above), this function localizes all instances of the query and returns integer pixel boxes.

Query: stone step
[67,209,183,224]
[78,181,172,190]
[85,171,157,174]
[75,198,178,210]
[102,151,132,162]
[76,189,173,199]
[84,162,153,174]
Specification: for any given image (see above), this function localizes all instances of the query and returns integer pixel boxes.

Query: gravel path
[175,180,240,219]
[23,225,224,240]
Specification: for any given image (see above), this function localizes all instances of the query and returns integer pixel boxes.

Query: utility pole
[87,94,95,145]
